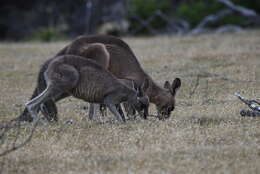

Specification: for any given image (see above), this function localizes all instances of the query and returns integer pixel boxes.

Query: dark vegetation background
[1,0,260,41]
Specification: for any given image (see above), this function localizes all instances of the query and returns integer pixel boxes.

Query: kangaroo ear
[164,81,171,90]
[131,80,139,91]
[141,78,149,92]
[171,78,181,96]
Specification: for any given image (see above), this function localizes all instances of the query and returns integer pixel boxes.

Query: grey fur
[19,35,181,122]
[25,55,149,122]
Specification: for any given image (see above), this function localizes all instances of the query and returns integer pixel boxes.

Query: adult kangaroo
[19,35,181,121]
[26,55,149,122]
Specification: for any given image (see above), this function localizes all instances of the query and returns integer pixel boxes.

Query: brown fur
[56,35,181,119]
[76,43,110,69]
[19,35,181,122]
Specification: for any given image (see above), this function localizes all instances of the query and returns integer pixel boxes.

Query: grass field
[0,30,260,174]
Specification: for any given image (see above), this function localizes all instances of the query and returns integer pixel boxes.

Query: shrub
[27,27,65,42]
[128,0,257,35]
[128,0,172,34]
[176,0,251,28]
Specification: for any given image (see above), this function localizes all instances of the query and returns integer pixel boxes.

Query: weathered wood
[216,0,260,24]
[216,0,258,17]
[190,9,234,35]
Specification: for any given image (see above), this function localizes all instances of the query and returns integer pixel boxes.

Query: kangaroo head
[128,79,150,119]
[156,78,181,120]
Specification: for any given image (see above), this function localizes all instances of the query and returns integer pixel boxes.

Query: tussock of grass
[0,31,260,174]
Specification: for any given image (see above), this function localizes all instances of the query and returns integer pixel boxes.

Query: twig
[216,0,258,17]
[190,9,233,35]
[12,121,21,149]
[189,75,200,98]
[216,0,260,24]
[0,118,40,157]
[0,120,20,148]
[215,24,243,33]
[129,15,159,35]
[155,10,190,34]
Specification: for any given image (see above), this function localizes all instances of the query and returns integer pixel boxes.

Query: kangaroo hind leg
[27,64,79,121]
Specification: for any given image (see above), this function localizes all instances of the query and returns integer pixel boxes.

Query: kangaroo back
[56,35,146,85]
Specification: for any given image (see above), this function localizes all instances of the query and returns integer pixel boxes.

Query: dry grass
[0,30,260,174]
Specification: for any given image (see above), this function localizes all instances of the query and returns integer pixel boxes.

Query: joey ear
[164,81,171,90]
[131,80,135,90]
[141,78,149,92]
[131,80,139,93]
[171,78,181,96]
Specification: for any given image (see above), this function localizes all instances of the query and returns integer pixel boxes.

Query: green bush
[128,0,172,34]
[176,1,249,28]
[128,0,256,35]
[176,1,223,27]
[27,27,65,42]
[129,0,171,19]
[234,0,260,13]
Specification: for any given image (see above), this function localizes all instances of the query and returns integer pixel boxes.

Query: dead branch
[215,24,243,33]
[190,0,260,35]
[216,0,260,24]
[216,0,257,17]
[0,120,20,148]
[129,15,159,35]
[190,9,234,35]
[189,75,201,98]
[155,10,190,34]
[0,118,40,157]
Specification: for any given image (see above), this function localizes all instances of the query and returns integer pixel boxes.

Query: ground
[0,30,260,174]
